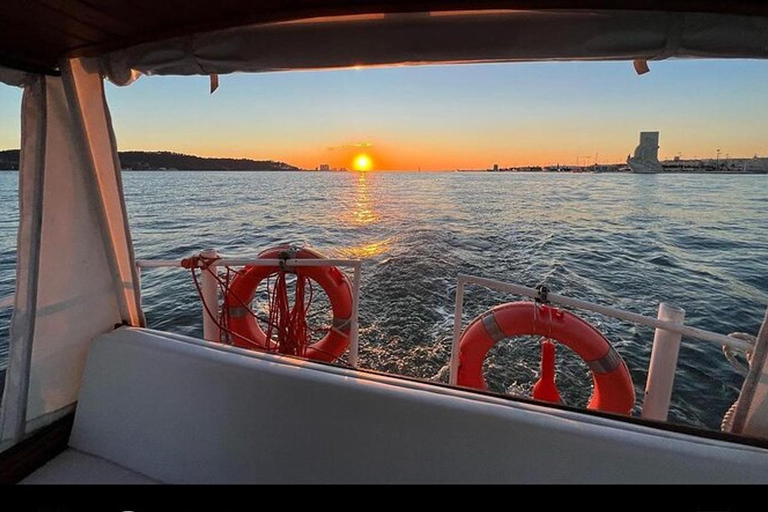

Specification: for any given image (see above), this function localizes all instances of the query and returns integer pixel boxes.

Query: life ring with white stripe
[457,302,635,414]
[224,246,353,362]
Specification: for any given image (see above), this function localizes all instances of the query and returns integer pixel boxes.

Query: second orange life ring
[457,301,635,414]
[224,246,353,362]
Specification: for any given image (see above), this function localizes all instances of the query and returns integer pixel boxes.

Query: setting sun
[353,153,373,171]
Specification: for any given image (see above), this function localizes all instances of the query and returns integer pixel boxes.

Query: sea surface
[0,170,767,431]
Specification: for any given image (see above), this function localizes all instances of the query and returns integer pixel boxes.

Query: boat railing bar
[136,256,363,368]
[136,258,357,268]
[451,273,750,355]
[450,274,754,419]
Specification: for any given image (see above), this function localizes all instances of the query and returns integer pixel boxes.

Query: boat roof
[2,2,768,77]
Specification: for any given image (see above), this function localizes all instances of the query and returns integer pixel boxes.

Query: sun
[353,153,373,171]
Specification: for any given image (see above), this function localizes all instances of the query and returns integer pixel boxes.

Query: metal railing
[451,273,755,421]
[136,254,363,367]
[2,264,758,422]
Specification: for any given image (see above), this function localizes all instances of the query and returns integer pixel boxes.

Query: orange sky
[2,60,767,170]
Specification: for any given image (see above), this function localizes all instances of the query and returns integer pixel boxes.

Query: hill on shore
[0,149,299,171]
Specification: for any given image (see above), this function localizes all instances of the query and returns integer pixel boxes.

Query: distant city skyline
[1,59,767,170]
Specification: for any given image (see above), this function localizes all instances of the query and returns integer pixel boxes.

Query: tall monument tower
[627,131,662,173]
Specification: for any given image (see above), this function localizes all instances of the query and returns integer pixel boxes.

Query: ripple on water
[0,171,766,431]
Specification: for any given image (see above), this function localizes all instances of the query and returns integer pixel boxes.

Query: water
[0,170,766,431]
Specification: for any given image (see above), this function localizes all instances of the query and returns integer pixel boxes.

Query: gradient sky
[1,59,767,170]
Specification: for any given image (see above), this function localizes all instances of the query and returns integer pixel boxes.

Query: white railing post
[200,249,220,342]
[450,276,466,386]
[642,302,686,421]
[348,261,362,368]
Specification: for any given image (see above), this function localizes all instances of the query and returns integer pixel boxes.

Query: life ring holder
[224,246,353,362]
[457,301,635,414]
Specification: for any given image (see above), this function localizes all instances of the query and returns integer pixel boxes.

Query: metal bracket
[535,285,549,304]
[277,246,299,273]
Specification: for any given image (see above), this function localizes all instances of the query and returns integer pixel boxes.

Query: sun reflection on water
[344,171,380,226]
[341,238,393,259]
[336,172,394,259]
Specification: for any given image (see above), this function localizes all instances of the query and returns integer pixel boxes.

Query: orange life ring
[224,246,353,362]
[457,302,635,414]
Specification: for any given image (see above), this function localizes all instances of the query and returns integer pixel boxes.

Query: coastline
[0,169,766,174]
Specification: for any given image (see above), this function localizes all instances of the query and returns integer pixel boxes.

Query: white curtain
[0,58,143,446]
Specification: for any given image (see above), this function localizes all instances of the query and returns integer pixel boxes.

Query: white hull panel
[28,327,766,484]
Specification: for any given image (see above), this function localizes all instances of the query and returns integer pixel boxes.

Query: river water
[1,170,766,431]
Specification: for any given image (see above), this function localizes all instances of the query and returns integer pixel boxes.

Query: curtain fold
[1,58,143,447]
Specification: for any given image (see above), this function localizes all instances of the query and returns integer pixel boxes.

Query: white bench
[24,327,768,483]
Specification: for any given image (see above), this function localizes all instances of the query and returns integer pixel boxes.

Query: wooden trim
[0,410,75,484]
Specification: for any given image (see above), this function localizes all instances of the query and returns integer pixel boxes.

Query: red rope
[184,255,274,348]
[183,254,317,357]
[265,271,313,356]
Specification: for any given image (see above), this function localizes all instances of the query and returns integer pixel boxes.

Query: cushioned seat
[19,327,768,483]
[21,449,158,484]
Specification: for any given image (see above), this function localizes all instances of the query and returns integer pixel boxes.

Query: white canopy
[100,10,768,84]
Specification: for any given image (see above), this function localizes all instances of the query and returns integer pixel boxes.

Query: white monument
[627,131,662,173]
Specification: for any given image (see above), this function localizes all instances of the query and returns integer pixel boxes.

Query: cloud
[327,142,374,151]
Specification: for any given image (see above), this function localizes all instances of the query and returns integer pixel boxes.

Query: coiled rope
[181,254,320,357]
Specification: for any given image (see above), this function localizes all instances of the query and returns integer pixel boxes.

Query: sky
[1,59,767,170]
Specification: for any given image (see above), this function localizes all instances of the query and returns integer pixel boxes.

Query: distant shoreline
[460,170,768,175]
[2,148,766,174]
[0,149,299,172]
[119,168,306,172]
[0,169,766,175]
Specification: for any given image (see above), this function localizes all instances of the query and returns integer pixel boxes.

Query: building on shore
[661,155,768,173]
[477,133,767,173]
